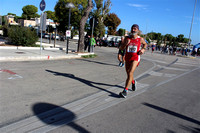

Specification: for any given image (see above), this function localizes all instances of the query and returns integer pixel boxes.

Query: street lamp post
[65,3,75,54]
[188,0,197,50]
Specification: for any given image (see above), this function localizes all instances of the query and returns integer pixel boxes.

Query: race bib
[127,45,137,53]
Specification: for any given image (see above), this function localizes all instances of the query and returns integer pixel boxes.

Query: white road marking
[0,68,23,80]
[142,57,167,64]
[8,74,23,80]
[149,71,177,78]
[156,65,189,71]
[175,62,199,67]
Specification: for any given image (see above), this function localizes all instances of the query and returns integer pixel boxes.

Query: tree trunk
[77,0,93,53]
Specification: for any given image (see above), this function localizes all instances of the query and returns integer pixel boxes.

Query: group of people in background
[160,45,177,55]
[148,44,199,56]
[84,34,96,53]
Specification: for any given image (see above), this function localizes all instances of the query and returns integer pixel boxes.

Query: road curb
[177,55,196,59]
[0,46,63,50]
[0,55,82,62]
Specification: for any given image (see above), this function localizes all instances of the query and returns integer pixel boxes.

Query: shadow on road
[143,103,200,125]
[179,125,200,133]
[80,59,119,67]
[32,102,90,133]
[166,125,200,133]
[46,69,122,98]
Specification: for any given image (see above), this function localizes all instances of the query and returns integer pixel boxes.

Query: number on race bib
[127,45,137,53]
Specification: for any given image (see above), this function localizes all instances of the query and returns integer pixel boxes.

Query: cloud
[128,4,146,8]
[128,3,149,11]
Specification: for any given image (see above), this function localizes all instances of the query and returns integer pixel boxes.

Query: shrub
[2,25,9,37]
[82,54,97,58]
[8,26,38,46]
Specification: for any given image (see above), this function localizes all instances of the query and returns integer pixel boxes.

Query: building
[18,19,37,27]
[4,15,18,25]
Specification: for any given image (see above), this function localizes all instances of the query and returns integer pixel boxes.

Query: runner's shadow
[32,102,90,133]
[80,59,119,67]
[46,70,122,98]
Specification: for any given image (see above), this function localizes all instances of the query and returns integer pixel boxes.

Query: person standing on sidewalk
[84,34,90,52]
[117,36,125,67]
[89,36,96,53]
[119,24,147,98]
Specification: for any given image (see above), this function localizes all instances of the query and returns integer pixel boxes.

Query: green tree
[165,34,174,46]
[118,28,125,36]
[91,0,111,37]
[54,0,88,33]
[22,5,40,20]
[104,13,121,35]
[44,11,58,33]
[147,32,157,40]
[177,34,184,42]
[155,33,162,45]
[172,37,179,46]
[45,11,57,22]
[183,38,189,43]
[78,0,93,52]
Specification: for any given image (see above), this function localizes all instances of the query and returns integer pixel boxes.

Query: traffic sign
[40,0,46,11]
[40,13,47,31]
[66,30,71,38]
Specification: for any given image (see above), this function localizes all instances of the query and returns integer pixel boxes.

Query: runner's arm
[141,38,147,50]
[139,38,147,55]
[119,37,130,50]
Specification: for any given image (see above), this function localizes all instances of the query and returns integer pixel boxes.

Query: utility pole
[188,0,197,49]
[91,18,95,37]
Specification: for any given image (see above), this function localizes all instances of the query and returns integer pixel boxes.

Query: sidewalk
[147,50,197,59]
[0,41,93,62]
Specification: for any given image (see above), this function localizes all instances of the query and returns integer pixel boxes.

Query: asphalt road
[0,43,200,133]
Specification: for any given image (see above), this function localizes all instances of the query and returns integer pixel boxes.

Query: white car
[44,34,50,38]
[52,34,60,40]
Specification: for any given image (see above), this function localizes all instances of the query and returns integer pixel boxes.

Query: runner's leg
[125,61,138,89]
[118,54,122,66]
[118,54,122,62]
[122,55,125,64]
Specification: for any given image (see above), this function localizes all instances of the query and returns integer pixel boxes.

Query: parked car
[38,33,45,38]
[52,34,60,40]
[60,35,65,41]
[107,41,119,47]
[44,33,50,39]
[101,40,112,47]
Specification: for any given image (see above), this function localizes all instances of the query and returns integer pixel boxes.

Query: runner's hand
[138,49,145,55]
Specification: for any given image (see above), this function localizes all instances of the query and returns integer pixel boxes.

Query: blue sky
[1,0,199,44]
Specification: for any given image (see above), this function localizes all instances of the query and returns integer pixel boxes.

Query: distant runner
[117,36,125,67]
[119,24,147,98]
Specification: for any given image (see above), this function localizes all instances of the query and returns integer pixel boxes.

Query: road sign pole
[40,12,43,55]
[39,0,46,55]
[66,8,71,54]
[91,18,95,38]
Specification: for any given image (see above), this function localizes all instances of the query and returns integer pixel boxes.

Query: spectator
[84,35,90,52]
[173,46,177,55]
[89,36,96,53]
